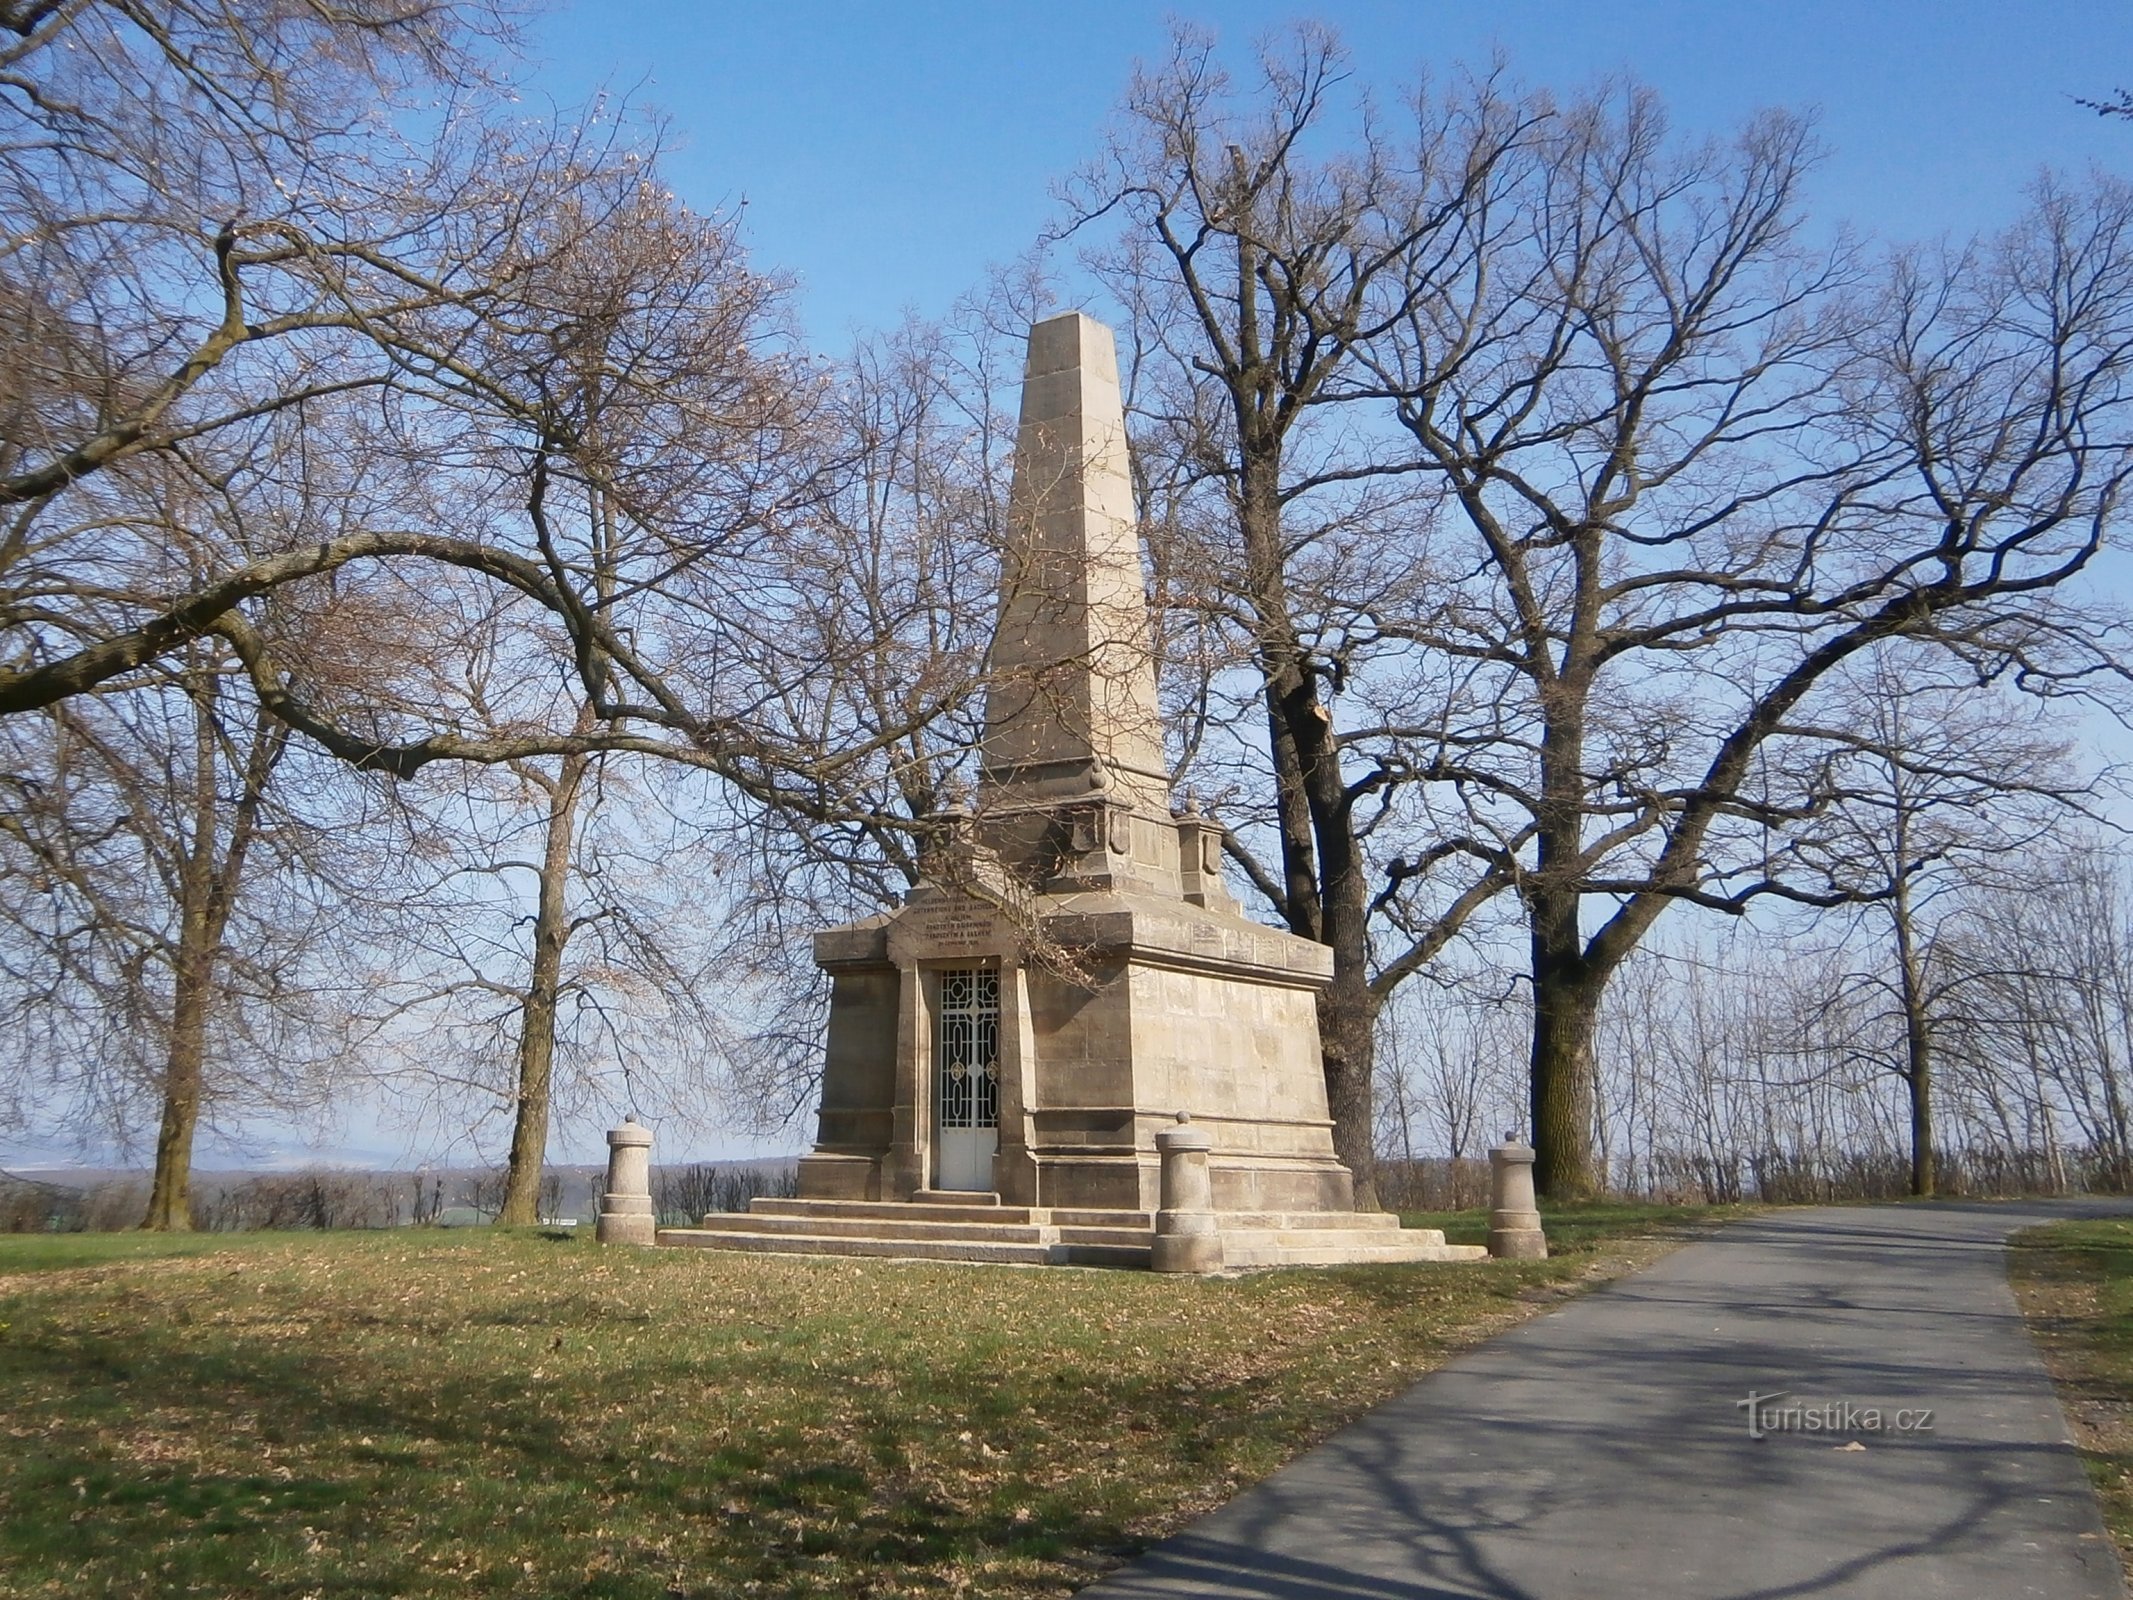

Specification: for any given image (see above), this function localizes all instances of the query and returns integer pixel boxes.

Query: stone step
[748,1198,1045,1226]
[1058,1242,1155,1269]
[1053,1224,1165,1247]
[1216,1210,1418,1233]
[1271,1245,1485,1266]
[750,1199,1437,1232]
[690,1212,1059,1245]
[658,1227,1156,1269]
[658,1228,1064,1265]
[1047,1208,1155,1229]
[912,1189,1005,1207]
[747,1198,1164,1231]
[1222,1224,1448,1248]
[696,1209,1157,1249]
[659,1202,1475,1272]
[1223,1238,1489,1268]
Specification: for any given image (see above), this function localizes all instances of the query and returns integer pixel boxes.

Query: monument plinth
[661,312,1482,1268]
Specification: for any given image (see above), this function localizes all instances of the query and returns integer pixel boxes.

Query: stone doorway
[934,968,1000,1190]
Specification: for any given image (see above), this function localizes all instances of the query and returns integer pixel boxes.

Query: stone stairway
[656,1192,1488,1269]
[1222,1216,1489,1269]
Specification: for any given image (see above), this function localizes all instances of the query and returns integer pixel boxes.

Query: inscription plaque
[906,899,998,958]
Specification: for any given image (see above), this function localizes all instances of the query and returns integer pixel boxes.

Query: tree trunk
[1305,724,1379,1208]
[1891,872,1936,1197]
[1529,648,1602,1202]
[142,924,212,1230]
[1898,972,1936,1198]
[1529,899,1601,1201]
[1906,1049,1935,1198]
[1317,958,1382,1210]
[1251,582,1381,1203]
[1235,412,1384,1202]
[497,748,589,1226]
[142,663,224,1231]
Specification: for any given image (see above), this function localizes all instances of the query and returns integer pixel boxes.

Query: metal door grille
[936,969,1000,1130]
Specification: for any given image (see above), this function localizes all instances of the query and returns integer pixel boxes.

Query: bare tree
[1959,848,2133,1190]
[1072,29,2133,1201]
[494,718,594,1226]
[1352,94,2133,1195]
[0,0,884,806]
[346,663,753,1207]
[0,10,996,1208]
[1063,26,1542,1201]
[366,296,1042,1183]
[1783,653,2090,1194]
[0,645,361,1227]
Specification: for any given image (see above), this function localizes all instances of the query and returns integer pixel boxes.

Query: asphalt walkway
[1085,1202,2130,1600]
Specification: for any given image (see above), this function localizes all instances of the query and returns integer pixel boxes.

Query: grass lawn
[0,1209,1715,1598]
[2008,1217,2133,1582]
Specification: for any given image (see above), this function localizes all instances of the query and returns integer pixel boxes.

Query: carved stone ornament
[1069,807,1099,854]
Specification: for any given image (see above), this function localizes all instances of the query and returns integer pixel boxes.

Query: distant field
[0,1210,1715,1598]
[2009,1218,2133,1582]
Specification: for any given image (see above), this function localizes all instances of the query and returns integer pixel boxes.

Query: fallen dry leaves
[0,1224,1675,1598]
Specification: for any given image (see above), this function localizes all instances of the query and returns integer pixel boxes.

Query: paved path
[1086,1202,2131,1600]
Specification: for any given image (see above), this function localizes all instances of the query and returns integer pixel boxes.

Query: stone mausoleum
[662,312,1480,1269]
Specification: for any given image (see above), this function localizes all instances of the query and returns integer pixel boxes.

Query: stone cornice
[813,889,1333,992]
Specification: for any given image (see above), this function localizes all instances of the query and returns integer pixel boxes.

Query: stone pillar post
[597,1118,656,1246]
[1487,1138,1547,1259]
[1151,1113,1223,1274]
[882,961,929,1199]
[992,956,1041,1205]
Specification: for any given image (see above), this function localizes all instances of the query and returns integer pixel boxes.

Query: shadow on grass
[0,1221,1723,1597]
[0,1262,1224,1595]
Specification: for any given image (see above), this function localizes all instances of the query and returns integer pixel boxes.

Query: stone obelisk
[762,310,1474,1262]
[981,311,1170,819]
[969,311,1205,900]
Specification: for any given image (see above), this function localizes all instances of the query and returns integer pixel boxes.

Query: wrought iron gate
[935,969,1000,1188]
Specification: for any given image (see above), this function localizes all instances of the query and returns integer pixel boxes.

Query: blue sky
[532,1,2133,344]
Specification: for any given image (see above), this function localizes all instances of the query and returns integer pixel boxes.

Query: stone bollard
[1151,1112,1223,1274]
[596,1117,656,1246]
[1487,1136,1548,1259]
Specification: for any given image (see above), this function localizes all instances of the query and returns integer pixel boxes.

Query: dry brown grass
[2009,1218,2133,1584]
[0,1219,1691,1597]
